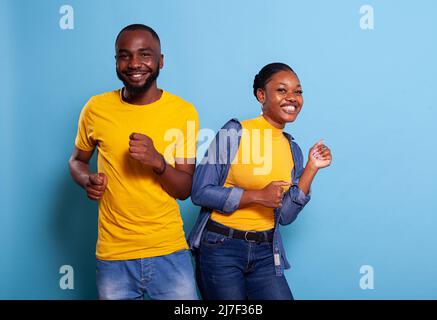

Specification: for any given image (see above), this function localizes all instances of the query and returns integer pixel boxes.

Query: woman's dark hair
[253,63,296,99]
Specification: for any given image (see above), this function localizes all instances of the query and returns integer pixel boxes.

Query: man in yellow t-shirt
[68,24,199,300]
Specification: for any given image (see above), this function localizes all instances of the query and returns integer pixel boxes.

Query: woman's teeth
[283,105,296,113]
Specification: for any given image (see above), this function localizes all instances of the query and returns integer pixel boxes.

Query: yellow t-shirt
[210,116,294,231]
[75,89,199,260]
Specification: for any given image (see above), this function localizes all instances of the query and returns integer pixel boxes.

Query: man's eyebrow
[117,47,154,54]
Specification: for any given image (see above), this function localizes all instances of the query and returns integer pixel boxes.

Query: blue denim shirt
[188,119,311,276]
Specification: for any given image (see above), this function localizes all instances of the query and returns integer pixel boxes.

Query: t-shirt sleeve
[175,105,199,160]
[74,98,96,151]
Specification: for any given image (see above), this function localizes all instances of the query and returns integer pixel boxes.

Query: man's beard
[116,68,160,95]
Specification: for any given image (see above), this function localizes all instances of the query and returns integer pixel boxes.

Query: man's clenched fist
[129,133,164,171]
[86,172,107,201]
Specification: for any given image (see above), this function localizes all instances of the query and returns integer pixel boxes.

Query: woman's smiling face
[256,70,303,128]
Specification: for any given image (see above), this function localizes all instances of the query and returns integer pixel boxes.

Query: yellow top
[210,116,293,231]
[75,89,198,260]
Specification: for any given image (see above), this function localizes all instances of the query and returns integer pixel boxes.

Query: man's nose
[128,55,141,68]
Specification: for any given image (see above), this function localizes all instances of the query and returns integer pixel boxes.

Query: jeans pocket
[201,231,229,248]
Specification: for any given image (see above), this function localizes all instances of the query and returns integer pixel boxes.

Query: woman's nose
[285,93,297,102]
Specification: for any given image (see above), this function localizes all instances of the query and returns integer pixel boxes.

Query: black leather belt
[206,219,274,243]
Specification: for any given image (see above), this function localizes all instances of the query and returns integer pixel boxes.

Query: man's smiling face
[115,29,163,94]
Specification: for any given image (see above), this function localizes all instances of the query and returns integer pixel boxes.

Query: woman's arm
[239,181,290,209]
[279,140,332,225]
[298,140,332,195]
[191,120,244,213]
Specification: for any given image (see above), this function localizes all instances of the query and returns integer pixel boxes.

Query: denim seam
[197,249,210,300]
[245,243,252,273]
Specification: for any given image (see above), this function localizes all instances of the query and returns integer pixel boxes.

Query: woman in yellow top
[189,63,332,300]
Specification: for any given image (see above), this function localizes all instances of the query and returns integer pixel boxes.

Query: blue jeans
[196,220,293,300]
[96,249,199,300]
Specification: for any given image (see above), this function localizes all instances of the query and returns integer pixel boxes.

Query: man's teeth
[283,105,296,113]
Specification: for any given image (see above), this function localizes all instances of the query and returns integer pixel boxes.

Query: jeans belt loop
[263,231,268,242]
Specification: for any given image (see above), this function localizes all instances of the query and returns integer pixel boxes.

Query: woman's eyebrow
[278,82,302,87]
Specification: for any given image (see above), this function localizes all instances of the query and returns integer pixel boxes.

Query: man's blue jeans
[96,249,199,300]
[195,220,293,300]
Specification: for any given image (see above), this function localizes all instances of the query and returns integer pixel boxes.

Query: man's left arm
[154,156,195,200]
[128,132,195,200]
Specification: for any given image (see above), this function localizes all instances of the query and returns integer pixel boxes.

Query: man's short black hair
[115,24,160,45]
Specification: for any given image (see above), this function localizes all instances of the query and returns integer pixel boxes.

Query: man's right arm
[69,147,107,200]
[69,147,94,188]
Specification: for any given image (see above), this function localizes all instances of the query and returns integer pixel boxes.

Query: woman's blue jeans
[195,220,293,300]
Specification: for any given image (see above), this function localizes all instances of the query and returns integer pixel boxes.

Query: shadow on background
[51,161,99,300]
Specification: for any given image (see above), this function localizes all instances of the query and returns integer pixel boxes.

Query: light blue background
[1,0,436,299]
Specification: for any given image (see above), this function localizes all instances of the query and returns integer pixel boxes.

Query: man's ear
[159,54,164,69]
[256,88,265,104]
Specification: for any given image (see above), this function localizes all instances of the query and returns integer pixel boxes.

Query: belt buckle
[244,230,258,242]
